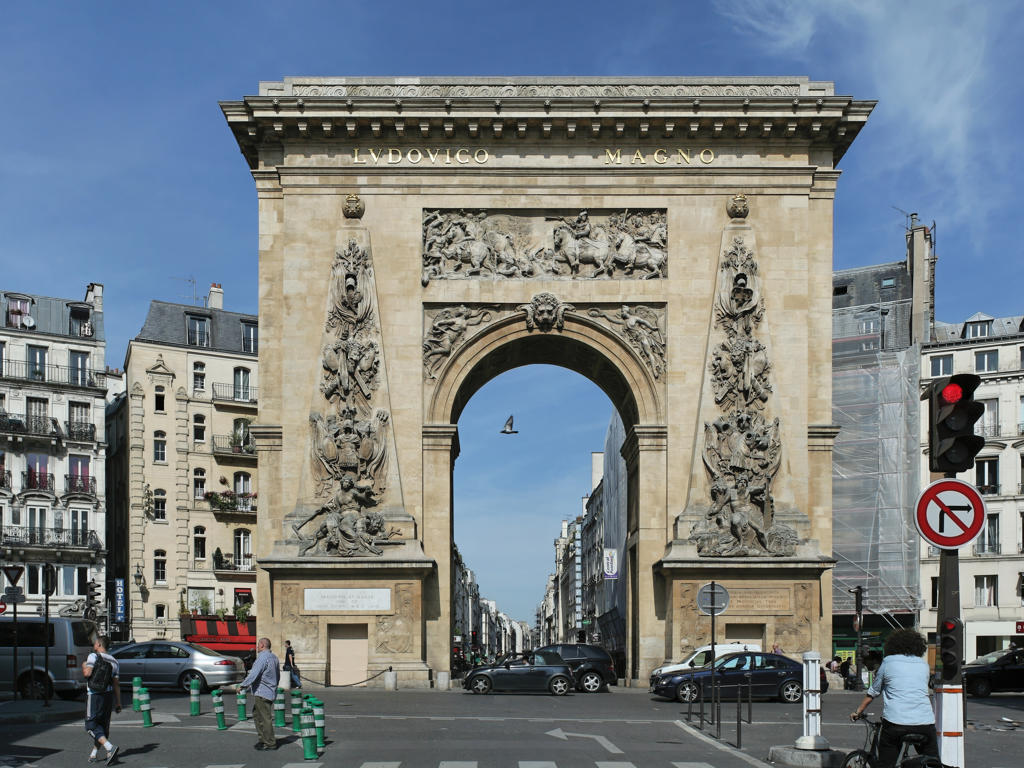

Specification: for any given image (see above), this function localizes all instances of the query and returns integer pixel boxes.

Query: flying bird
[500,415,518,434]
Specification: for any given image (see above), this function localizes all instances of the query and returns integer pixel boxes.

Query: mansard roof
[134,300,257,355]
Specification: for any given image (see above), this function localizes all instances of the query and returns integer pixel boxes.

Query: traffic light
[42,563,57,597]
[85,580,101,620]
[471,630,478,648]
[926,374,985,473]
[938,616,963,681]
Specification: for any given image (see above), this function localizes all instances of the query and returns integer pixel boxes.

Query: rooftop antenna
[891,205,914,231]
[171,275,202,306]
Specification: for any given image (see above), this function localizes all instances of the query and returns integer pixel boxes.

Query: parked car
[650,642,762,687]
[111,640,245,693]
[463,650,574,696]
[964,647,1024,697]
[534,643,617,692]
[650,651,803,704]
[0,616,97,700]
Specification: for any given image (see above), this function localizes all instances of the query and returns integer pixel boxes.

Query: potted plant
[197,596,212,615]
[234,602,251,621]
[213,547,224,570]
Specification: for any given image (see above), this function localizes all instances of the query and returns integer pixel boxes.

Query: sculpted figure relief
[292,472,399,557]
[589,305,666,379]
[421,209,667,283]
[689,231,797,557]
[520,293,575,332]
[423,305,493,379]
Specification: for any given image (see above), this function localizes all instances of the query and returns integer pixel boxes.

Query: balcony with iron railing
[187,329,211,347]
[64,421,97,442]
[64,475,97,496]
[22,472,55,492]
[214,555,255,575]
[977,423,1001,438]
[1,412,61,439]
[0,525,102,550]
[211,434,257,457]
[977,484,1000,496]
[0,359,105,389]
[211,382,258,405]
[203,490,257,514]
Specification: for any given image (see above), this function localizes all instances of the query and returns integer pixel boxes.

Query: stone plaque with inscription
[722,588,792,615]
[304,588,391,612]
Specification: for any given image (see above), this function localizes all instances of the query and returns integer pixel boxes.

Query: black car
[650,651,803,703]
[535,643,617,692]
[964,647,1024,697]
[462,651,574,696]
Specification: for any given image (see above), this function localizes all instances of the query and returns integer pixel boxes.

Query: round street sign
[0,599,6,614]
[915,478,987,549]
[697,583,729,616]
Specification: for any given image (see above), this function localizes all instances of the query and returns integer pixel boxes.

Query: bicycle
[842,714,941,768]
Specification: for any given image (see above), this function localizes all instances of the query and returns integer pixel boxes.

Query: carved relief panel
[422,209,667,284]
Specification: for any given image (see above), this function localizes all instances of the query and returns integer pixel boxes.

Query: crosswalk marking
[672,763,716,768]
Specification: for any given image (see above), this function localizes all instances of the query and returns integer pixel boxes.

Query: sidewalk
[0,695,84,725]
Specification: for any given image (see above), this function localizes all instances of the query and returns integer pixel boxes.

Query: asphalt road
[0,685,1020,767]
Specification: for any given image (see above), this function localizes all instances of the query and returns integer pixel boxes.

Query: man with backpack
[84,635,121,764]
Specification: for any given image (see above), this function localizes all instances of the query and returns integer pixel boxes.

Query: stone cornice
[221,77,874,170]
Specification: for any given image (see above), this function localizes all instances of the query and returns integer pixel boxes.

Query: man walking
[284,640,301,689]
[84,635,121,765]
[240,637,280,751]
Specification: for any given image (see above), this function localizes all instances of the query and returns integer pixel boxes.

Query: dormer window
[241,322,258,354]
[6,296,31,328]
[880,277,896,289]
[967,320,992,338]
[188,316,210,347]
[68,304,92,337]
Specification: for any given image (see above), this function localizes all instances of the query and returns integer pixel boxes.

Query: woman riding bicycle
[849,629,939,768]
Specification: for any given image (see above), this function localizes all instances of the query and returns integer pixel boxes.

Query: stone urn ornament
[727,193,749,220]
[343,193,365,219]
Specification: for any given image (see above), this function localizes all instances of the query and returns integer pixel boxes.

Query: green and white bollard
[300,707,318,761]
[273,687,286,727]
[140,687,154,728]
[236,687,247,721]
[290,689,303,734]
[212,689,227,731]
[312,698,326,754]
[189,677,201,716]
[132,677,142,712]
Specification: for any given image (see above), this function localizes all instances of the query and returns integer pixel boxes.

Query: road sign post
[697,582,729,734]
[916,477,984,768]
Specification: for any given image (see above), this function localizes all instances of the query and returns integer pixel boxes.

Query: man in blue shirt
[239,637,280,751]
[850,629,938,767]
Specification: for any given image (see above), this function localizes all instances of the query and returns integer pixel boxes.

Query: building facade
[920,312,1024,656]
[0,284,109,619]
[830,220,934,651]
[118,284,260,643]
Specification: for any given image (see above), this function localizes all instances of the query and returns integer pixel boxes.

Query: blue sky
[3,1,1022,622]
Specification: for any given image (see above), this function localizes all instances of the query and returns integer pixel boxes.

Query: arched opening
[423,316,667,682]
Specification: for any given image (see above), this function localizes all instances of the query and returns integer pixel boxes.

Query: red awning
[186,635,255,648]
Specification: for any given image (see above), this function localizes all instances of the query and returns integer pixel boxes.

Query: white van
[650,642,762,681]
[0,616,97,699]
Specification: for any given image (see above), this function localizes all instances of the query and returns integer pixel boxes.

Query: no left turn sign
[915,478,986,549]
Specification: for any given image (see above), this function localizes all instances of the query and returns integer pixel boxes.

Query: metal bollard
[212,689,227,730]
[715,676,721,740]
[139,687,154,728]
[747,672,753,723]
[273,687,286,727]
[686,678,693,722]
[698,679,705,730]
[795,651,829,750]
[300,707,318,760]
[290,689,303,734]
[736,684,743,749]
[312,698,326,753]
[236,687,247,721]
[132,677,142,711]
[189,677,201,716]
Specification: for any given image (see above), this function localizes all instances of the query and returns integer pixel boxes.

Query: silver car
[111,641,245,693]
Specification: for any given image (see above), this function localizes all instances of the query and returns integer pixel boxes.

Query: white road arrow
[546,728,623,754]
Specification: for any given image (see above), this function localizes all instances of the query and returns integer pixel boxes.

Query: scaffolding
[832,300,923,619]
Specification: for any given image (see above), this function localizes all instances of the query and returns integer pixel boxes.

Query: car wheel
[549,676,571,696]
[579,671,603,693]
[971,678,992,698]
[676,680,700,703]
[779,680,803,703]
[469,675,491,695]
[179,670,207,694]
[18,672,52,700]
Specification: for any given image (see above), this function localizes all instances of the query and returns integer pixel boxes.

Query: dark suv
[536,643,617,692]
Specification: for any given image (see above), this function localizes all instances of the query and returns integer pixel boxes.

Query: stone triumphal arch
[222,77,872,686]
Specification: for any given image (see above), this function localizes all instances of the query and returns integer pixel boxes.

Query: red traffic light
[941,618,958,632]
[940,383,963,405]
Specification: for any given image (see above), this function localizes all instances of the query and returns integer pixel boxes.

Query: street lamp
[133,563,145,588]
